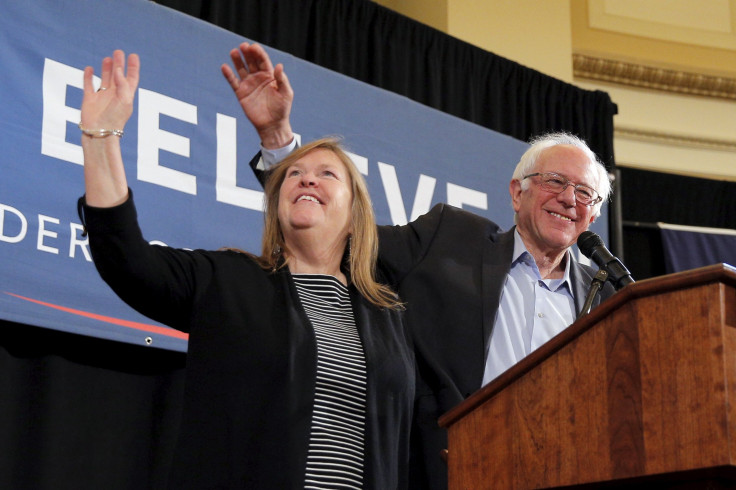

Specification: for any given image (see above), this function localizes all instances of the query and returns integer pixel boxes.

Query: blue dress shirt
[482,230,576,385]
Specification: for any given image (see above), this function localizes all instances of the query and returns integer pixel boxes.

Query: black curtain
[156,0,617,168]
[619,167,736,280]
[3,1,623,488]
[0,319,185,489]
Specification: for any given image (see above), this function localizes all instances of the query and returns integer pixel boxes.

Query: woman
[78,50,414,489]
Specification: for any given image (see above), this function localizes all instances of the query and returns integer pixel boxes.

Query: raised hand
[221,42,294,148]
[80,50,140,208]
[81,50,140,135]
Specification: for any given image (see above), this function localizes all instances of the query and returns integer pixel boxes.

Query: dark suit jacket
[250,153,616,490]
[377,203,616,489]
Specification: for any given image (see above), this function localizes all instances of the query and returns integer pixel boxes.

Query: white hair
[511,132,612,219]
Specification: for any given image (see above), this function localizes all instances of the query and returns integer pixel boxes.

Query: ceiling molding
[573,53,736,100]
[615,125,736,152]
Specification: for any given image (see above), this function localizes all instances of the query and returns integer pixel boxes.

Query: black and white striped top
[292,274,367,490]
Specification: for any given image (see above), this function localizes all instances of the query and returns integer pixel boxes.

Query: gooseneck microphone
[577,231,635,291]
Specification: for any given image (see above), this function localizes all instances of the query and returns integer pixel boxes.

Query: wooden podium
[439,263,736,489]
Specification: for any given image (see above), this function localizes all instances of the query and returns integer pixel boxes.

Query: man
[222,42,617,489]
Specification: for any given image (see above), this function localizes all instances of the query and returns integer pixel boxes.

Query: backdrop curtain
[157,0,618,168]
[0,320,185,489]
[620,167,736,279]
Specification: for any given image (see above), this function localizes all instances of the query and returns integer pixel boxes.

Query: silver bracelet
[78,122,124,138]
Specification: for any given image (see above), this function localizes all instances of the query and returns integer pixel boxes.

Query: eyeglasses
[523,172,602,206]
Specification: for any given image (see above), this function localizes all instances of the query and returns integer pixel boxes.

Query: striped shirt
[293,274,367,490]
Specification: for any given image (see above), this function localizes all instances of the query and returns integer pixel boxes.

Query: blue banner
[0,0,608,351]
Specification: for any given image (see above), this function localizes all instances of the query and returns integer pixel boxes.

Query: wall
[374,0,736,182]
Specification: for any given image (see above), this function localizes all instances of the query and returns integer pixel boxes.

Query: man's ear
[510,179,522,213]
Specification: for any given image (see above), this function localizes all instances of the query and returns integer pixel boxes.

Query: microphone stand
[577,268,608,319]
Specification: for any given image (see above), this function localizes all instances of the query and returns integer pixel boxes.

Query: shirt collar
[512,228,573,291]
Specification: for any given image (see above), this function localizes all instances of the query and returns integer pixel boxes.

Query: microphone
[577,231,635,290]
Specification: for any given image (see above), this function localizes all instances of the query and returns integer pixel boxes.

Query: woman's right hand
[81,50,140,208]
[81,50,140,134]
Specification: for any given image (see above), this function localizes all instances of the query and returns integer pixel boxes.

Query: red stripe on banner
[3,292,189,340]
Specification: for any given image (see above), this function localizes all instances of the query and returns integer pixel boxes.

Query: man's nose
[557,184,577,204]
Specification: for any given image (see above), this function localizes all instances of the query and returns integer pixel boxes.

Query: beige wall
[446,0,574,82]
[373,0,448,32]
[374,0,574,81]
[374,0,736,182]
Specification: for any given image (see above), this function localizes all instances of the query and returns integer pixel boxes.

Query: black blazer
[377,203,616,489]
[82,194,415,489]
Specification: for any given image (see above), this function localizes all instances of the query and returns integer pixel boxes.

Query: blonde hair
[258,137,402,310]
